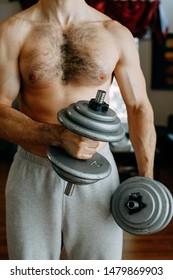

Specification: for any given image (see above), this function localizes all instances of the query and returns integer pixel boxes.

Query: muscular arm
[113,26,156,178]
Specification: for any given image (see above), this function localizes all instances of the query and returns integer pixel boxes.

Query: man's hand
[59,126,99,160]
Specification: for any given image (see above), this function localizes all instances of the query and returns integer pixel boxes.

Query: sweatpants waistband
[16,146,51,168]
[16,144,111,168]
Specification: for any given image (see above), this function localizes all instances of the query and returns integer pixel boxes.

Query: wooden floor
[0,156,173,260]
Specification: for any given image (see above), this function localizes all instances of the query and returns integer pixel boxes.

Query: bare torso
[6,5,120,156]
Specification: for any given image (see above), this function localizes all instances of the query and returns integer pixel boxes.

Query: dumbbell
[111,176,173,235]
[47,90,125,196]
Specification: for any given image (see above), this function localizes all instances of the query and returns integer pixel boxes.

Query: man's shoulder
[0,4,40,34]
[104,19,132,37]
[0,8,38,56]
[0,6,40,46]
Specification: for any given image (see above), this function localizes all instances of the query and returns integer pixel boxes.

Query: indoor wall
[139,0,173,126]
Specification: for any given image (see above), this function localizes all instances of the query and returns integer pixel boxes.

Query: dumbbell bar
[111,176,173,235]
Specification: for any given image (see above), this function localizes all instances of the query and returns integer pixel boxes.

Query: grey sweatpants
[5,145,123,260]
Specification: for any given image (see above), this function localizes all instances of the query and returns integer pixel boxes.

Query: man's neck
[39,0,88,26]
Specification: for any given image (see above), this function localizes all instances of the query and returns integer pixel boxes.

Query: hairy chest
[19,24,118,87]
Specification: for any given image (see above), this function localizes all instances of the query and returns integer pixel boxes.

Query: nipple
[98,72,106,81]
[29,73,37,81]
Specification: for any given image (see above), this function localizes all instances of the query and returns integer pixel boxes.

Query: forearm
[0,105,60,147]
[127,106,156,179]
[0,105,99,159]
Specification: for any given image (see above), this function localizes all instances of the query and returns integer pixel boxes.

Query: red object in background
[106,0,159,38]
[86,0,106,14]
[86,0,160,38]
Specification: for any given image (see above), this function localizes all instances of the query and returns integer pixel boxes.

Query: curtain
[86,0,167,40]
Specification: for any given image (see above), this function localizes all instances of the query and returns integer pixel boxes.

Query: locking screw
[95,90,106,104]
[89,90,109,112]
[125,192,146,215]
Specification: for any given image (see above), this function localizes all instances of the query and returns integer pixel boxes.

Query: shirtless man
[0,0,156,260]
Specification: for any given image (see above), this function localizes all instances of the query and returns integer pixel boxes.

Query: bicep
[114,31,148,110]
[0,56,21,106]
[0,26,21,106]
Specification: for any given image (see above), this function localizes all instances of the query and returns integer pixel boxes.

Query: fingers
[60,128,99,159]
[75,137,99,159]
